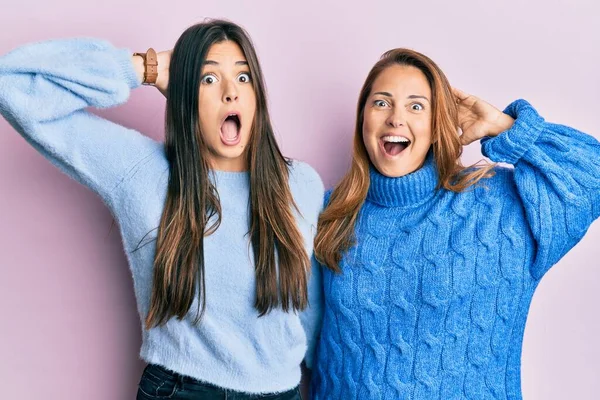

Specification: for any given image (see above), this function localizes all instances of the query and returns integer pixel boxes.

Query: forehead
[372,65,431,95]
[205,40,246,62]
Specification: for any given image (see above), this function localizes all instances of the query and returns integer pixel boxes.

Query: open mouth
[220,113,242,145]
[381,135,411,156]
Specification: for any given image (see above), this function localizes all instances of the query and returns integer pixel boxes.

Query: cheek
[198,87,214,107]
[362,111,379,141]
[361,126,378,163]
[242,91,257,122]
[242,86,256,105]
[411,116,433,142]
[198,93,218,129]
[197,108,216,136]
[361,120,374,152]
[247,99,257,119]
[243,105,257,137]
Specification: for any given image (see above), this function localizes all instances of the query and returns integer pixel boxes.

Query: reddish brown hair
[315,48,494,273]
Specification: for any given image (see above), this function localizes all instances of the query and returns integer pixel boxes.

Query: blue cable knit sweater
[312,100,600,399]
[0,38,324,394]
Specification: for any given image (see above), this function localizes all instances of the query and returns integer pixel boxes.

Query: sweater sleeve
[481,99,600,278]
[0,38,160,207]
[297,170,327,370]
[300,189,334,370]
[300,254,324,370]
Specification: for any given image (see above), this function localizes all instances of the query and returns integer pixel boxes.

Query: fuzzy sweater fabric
[312,100,600,399]
[0,38,324,394]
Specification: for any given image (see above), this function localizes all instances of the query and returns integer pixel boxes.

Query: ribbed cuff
[481,99,546,165]
[116,48,142,90]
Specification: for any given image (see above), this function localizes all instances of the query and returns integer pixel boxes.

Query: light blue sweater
[312,100,600,399]
[0,38,324,394]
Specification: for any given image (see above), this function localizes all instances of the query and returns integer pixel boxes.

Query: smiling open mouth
[381,135,411,156]
[220,114,241,145]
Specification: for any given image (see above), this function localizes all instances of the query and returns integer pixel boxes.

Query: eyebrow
[203,60,249,66]
[408,94,430,102]
[373,92,430,102]
[373,91,393,97]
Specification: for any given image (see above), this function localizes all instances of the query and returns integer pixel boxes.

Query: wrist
[488,113,515,137]
[132,48,158,86]
[131,54,145,84]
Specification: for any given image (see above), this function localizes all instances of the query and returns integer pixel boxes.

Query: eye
[411,103,424,111]
[237,72,251,83]
[374,99,389,108]
[201,74,218,85]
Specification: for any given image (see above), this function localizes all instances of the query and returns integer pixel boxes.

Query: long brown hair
[314,48,494,273]
[142,20,310,328]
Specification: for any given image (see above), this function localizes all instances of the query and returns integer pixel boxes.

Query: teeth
[382,136,410,143]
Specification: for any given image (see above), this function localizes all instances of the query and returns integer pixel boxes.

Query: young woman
[312,48,599,399]
[0,20,323,399]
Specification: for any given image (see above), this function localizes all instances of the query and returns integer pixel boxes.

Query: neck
[366,152,438,208]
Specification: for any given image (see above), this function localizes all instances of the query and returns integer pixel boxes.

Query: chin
[375,161,417,178]
[217,150,246,162]
[382,169,409,178]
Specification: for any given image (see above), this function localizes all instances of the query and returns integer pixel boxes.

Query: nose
[222,80,239,103]
[386,108,404,128]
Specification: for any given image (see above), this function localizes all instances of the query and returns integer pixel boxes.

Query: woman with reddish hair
[312,48,600,399]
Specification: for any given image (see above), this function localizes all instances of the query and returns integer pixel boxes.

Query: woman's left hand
[452,88,515,145]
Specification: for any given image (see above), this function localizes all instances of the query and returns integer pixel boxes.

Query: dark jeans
[137,364,302,400]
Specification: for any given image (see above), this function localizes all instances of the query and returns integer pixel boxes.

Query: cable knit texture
[0,38,324,394]
[312,100,600,399]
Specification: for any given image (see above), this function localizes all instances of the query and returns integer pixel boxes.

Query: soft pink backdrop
[1,1,598,399]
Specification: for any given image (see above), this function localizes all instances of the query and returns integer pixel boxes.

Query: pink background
[1,0,598,399]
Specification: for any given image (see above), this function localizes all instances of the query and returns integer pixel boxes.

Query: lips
[380,135,411,156]
[220,112,242,146]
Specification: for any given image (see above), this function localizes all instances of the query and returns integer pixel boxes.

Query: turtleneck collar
[366,152,439,208]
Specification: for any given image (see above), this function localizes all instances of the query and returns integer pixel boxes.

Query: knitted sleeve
[292,163,326,370]
[0,38,160,208]
[481,100,600,278]
[301,254,324,370]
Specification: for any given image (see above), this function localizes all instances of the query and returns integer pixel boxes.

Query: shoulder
[288,159,324,190]
[463,165,518,202]
[287,159,325,192]
[287,159,325,215]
